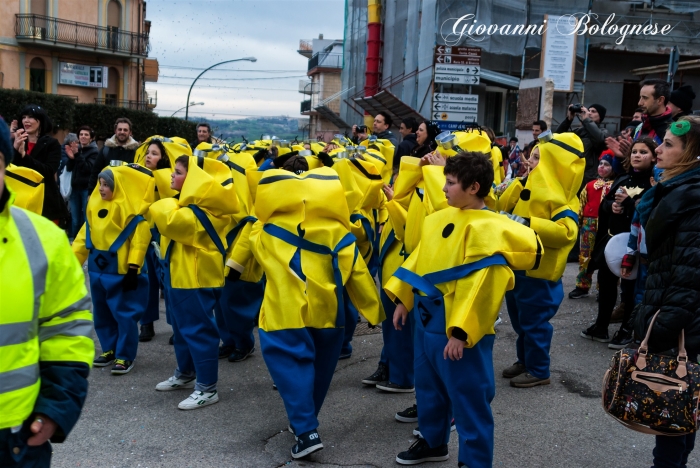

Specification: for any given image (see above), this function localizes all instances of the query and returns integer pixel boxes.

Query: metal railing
[95,98,149,110]
[15,14,149,56]
[300,100,312,113]
[308,53,342,72]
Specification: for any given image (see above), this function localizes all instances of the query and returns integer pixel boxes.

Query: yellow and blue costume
[250,167,383,437]
[502,131,584,380]
[385,207,542,468]
[72,163,153,363]
[5,164,44,214]
[149,156,238,392]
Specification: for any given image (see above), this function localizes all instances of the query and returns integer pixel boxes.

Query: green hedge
[0,89,76,130]
[0,89,196,142]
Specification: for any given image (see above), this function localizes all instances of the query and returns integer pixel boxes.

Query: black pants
[0,427,51,467]
[653,433,696,468]
[594,261,635,330]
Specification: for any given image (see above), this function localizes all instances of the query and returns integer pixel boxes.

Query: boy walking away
[386,153,543,467]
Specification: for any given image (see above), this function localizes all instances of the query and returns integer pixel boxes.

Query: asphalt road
[51,264,696,468]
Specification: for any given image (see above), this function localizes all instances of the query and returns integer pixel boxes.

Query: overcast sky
[146,0,345,120]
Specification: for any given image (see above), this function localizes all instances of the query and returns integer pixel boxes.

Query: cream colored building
[0,0,158,108]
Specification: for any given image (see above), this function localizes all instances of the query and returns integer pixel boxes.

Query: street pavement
[52,264,696,468]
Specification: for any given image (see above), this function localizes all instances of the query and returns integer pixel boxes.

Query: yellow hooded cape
[6,164,44,215]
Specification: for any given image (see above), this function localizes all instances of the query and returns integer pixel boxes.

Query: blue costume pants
[166,287,221,392]
[215,278,265,351]
[90,271,148,361]
[379,289,414,386]
[140,245,161,326]
[260,327,344,436]
[505,271,563,379]
[340,290,359,357]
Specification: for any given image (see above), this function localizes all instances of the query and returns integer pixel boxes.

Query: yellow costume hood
[179,156,239,217]
[6,164,44,215]
[134,135,192,168]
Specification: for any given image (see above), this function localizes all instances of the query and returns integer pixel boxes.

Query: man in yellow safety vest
[0,118,94,467]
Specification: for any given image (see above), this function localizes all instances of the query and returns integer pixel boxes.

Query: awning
[314,104,351,129]
[631,59,700,76]
[480,68,521,89]
[353,89,425,123]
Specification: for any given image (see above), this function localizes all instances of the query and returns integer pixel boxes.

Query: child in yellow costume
[499,130,584,388]
[208,147,266,363]
[72,163,153,375]
[5,164,44,214]
[249,165,383,459]
[150,155,238,410]
[386,152,542,467]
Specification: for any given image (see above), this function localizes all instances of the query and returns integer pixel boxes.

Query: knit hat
[97,169,115,192]
[0,119,12,165]
[599,149,614,166]
[589,104,607,122]
[669,85,696,113]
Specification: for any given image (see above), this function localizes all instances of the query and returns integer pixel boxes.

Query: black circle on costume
[98,209,109,218]
[520,189,531,201]
[442,223,455,238]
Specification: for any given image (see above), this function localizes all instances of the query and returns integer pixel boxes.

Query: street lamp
[185,56,257,120]
[171,101,204,117]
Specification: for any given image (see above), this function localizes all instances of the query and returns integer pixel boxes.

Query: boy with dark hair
[386,152,542,467]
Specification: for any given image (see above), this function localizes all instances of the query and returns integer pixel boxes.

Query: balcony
[300,100,311,113]
[298,39,313,58]
[299,80,316,94]
[308,53,342,73]
[95,98,150,111]
[15,14,149,58]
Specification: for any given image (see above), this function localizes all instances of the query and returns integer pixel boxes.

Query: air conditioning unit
[30,27,46,40]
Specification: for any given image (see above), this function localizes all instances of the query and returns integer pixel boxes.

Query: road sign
[432,111,478,122]
[435,46,481,57]
[432,102,478,114]
[432,120,477,131]
[434,74,480,85]
[433,54,481,65]
[433,64,480,75]
[433,93,479,104]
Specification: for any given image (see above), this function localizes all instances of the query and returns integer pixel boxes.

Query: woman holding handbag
[632,116,700,468]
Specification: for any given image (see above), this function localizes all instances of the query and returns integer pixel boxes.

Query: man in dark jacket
[668,84,695,122]
[556,103,608,187]
[88,117,139,190]
[393,117,418,174]
[635,79,674,145]
[12,104,67,223]
[65,125,99,238]
[191,122,213,149]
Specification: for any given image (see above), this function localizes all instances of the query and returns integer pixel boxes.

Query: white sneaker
[178,390,219,410]
[494,317,503,327]
[155,376,195,392]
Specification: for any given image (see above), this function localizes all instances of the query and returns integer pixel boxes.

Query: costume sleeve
[385,199,408,243]
[376,191,388,224]
[529,216,578,249]
[150,198,197,247]
[34,227,93,443]
[345,251,385,326]
[393,159,422,211]
[448,265,515,347]
[422,165,449,212]
[126,218,151,267]
[384,243,420,311]
[71,223,89,266]
[227,219,256,273]
[578,188,588,224]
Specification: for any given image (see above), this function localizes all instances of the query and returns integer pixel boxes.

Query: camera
[569,104,583,114]
[356,125,368,134]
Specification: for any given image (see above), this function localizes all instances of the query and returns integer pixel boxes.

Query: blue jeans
[70,189,89,238]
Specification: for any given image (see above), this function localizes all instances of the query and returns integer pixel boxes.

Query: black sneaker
[580,324,610,343]
[568,287,590,299]
[94,350,115,367]
[228,347,255,362]
[290,430,323,459]
[111,359,134,375]
[413,419,456,438]
[361,363,388,386]
[139,323,155,342]
[395,404,418,423]
[608,328,634,350]
[376,381,415,393]
[338,351,352,360]
[218,345,236,359]
[396,438,449,465]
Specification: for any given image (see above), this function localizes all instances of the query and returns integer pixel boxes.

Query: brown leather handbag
[602,311,700,435]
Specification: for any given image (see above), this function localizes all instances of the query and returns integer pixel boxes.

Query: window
[29,57,46,93]
[484,91,504,134]
[106,67,119,104]
[107,1,122,50]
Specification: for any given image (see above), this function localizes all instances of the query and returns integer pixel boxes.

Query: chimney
[319,34,324,39]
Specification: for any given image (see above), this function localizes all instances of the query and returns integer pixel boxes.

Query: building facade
[0,0,157,109]
[339,0,700,144]
[298,34,347,141]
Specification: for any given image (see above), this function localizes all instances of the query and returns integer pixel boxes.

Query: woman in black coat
[65,125,99,238]
[633,117,700,468]
[12,104,67,223]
